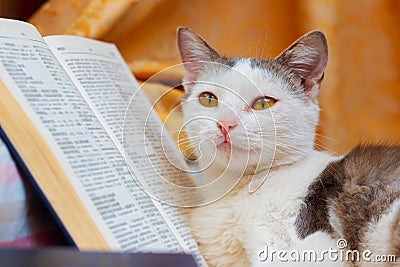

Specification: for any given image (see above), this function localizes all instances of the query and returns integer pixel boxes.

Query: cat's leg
[189,204,250,267]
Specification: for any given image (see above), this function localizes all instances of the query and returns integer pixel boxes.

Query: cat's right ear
[276,31,328,100]
[177,27,221,88]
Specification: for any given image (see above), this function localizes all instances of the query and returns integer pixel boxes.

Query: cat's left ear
[177,27,221,89]
[276,31,328,100]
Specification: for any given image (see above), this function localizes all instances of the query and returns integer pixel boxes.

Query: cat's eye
[199,92,218,107]
[251,96,276,110]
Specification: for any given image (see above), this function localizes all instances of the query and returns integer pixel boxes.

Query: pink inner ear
[177,28,221,89]
[275,31,328,99]
[182,62,203,85]
[289,49,325,80]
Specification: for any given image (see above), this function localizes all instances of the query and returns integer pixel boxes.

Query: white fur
[281,232,344,267]
[360,198,400,266]
[328,208,344,240]
[189,150,338,266]
[181,59,339,266]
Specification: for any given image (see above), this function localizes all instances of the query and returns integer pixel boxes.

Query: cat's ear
[276,31,328,100]
[177,27,221,88]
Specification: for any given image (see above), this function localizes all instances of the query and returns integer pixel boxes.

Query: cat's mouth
[216,139,233,151]
[215,138,250,155]
[218,140,231,146]
[216,143,232,155]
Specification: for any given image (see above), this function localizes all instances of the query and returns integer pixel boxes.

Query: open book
[0,18,206,266]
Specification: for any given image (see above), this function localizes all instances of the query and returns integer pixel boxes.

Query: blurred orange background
[4,0,400,155]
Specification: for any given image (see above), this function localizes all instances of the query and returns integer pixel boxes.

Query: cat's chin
[216,141,232,151]
[216,141,247,155]
[215,141,249,158]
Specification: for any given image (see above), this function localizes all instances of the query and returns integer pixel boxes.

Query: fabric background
[0,137,68,247]
[29,0,400,154]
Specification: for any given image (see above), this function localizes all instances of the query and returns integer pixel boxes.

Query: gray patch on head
[180,56,239,101]
[248,57,311,102]
[218,56,238,67]
[181,55,311,104]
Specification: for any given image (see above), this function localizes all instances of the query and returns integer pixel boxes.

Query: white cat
[177,28,340,266]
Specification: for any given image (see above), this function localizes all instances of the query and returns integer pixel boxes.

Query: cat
[296,144,400,266]
[177,27,340,266]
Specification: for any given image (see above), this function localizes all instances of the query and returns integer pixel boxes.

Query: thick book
[0,18,205,266]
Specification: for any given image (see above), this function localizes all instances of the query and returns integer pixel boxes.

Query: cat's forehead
[196,58,293,99]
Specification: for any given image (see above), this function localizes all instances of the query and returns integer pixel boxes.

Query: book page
[0,19,112,249]
[44,36,206,265]
[0,19,203,262]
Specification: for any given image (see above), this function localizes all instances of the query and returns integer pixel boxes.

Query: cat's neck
[233,150,339,193]
[199,149,339,205]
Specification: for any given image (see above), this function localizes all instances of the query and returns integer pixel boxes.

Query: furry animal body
[297,144,400,266]
[177,28,340,266]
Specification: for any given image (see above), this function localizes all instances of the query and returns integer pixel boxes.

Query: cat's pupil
[251,96,276,110]
[199,92,218,107]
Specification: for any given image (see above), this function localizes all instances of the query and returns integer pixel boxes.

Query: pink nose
[217,121,237,136]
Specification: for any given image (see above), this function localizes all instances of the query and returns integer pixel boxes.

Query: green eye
[251,96,276,110]
[199,92,218,107]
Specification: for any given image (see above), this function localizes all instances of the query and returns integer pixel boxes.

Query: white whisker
[176,138,200,145]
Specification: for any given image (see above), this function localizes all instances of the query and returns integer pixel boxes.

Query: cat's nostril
[217,121,237,134]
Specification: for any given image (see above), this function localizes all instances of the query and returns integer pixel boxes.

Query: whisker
[313,144,339,155]
[177,140,202,146]
[180,144,199,153]
[314,133,339,143]
[176,138,200,145]
[184,150,198,159]
[261,24,269,59]
[168,130,201,133]
[175,135,202,142]
[275,143,305,152]
[259,138,301,150]
[255,39,261,58]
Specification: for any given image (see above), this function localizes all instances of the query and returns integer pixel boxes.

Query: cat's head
[177,28,328,178]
